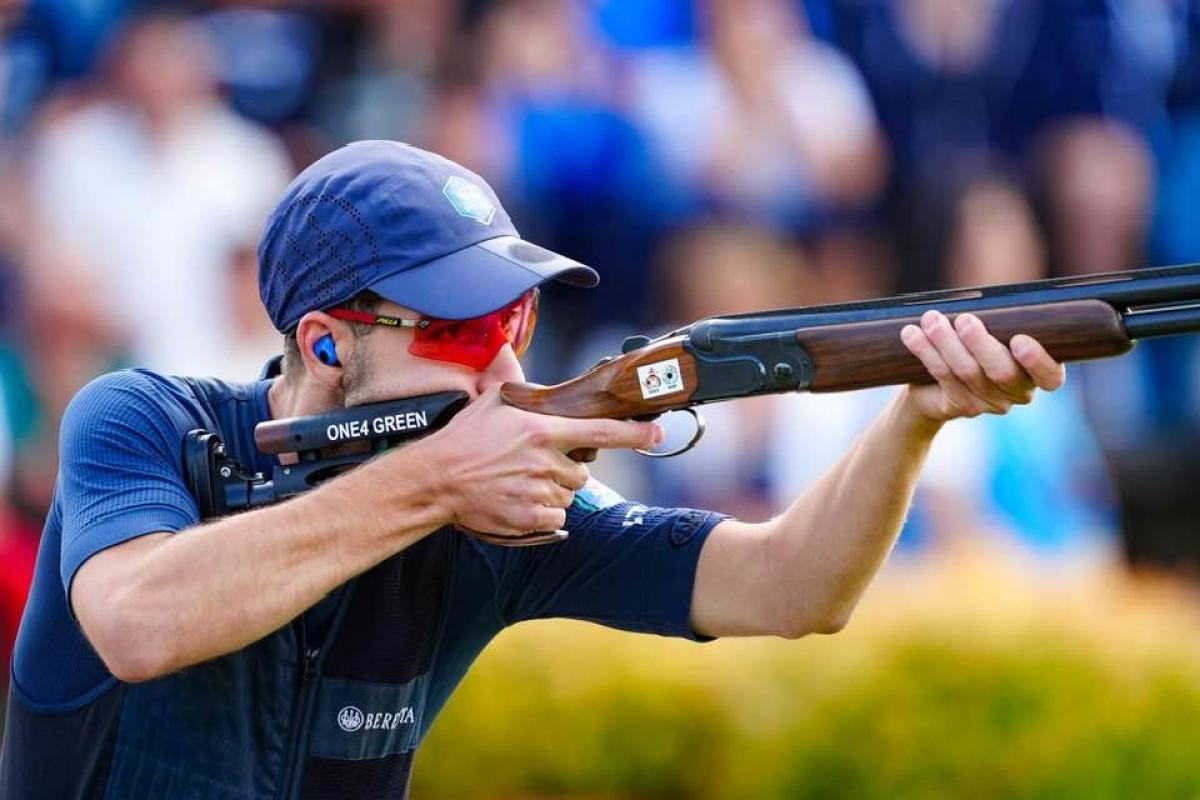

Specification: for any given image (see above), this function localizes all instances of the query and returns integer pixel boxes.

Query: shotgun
[186,262,1200,514]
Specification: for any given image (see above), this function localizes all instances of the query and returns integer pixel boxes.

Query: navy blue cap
[258,140,598,331]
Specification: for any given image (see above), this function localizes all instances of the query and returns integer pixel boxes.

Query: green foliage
[415,632,732,799]
[734,639,1200,800]
[414,590,1200,800]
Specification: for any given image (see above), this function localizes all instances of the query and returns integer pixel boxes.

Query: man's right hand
[415,386,662,542]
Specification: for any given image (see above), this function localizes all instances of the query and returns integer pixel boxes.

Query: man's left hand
[899,310,1066,424]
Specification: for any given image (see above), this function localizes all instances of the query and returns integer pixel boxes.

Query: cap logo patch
[442,176,496,225]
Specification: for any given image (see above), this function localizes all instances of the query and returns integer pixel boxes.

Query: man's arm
[71,387,661,683]
[690,312,1067,638]
[72,447,444,683]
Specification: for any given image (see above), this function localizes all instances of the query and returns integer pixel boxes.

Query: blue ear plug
[314,334,340,366]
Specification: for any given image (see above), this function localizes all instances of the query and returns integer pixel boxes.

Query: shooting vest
[3,528,460,800]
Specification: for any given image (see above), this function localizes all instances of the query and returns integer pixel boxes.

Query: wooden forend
[798,299,1132,393]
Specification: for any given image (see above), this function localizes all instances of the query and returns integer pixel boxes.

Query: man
[0,141,1064,799]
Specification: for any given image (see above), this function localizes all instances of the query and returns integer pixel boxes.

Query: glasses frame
[325,307,432,330]
[325,288,539,370]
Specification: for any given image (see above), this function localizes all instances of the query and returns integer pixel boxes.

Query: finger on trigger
[1010,335,1066,391]
[555,417,662,452]
[955,313,1033,400]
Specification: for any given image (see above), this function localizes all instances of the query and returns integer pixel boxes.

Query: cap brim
[367,236,598,319]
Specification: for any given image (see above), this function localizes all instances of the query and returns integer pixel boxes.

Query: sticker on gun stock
[637,358,684,399]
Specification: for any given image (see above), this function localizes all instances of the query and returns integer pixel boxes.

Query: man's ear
[295,311,353,390]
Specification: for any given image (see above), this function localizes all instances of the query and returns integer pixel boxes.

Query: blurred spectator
[832,0,1181,290]
[920,177,1116,559]
[1078,343,1200,575]
[2,236,127,519]
[629,0,886,228]
[1022,4,1197,574]
[0,0,135,139]
[1039,119,1154,277]
[1155,116,1200,269]
[1118,1,1200,569]
[0,497,35,688]
[202,8,319,128]
[224,243,284,380]
[839,0,1039,172]
[833,0,1046,291]
[26,12,291,378]
[312,0,460,146]
[8,0,130,79]
[0,216,67,682]
[1026,0,1183,140]
[1073,109,1200,572]
[463,0,665,337]
[588,0,698,50]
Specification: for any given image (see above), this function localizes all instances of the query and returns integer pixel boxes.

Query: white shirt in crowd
[29,101,292,378]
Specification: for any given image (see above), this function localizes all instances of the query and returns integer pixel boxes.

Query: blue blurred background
[1,5,1200,790]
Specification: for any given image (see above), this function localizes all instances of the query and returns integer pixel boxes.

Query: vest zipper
[301,647,320,681]
[277,637,319,800]
[277,587,356,800]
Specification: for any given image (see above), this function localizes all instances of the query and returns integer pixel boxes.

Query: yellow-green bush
[414,558,1200,799]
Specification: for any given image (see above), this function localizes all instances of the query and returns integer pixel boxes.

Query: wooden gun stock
[502,337,699,418]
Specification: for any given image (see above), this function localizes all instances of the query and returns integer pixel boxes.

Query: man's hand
[899,310,1066,425]
[419,385,663,543]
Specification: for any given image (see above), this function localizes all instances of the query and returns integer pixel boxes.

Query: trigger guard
[635,408,705,459]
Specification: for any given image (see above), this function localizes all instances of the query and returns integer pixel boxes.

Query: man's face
[341,299,528,407]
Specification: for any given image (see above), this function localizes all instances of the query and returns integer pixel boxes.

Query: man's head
[259,141,597,406]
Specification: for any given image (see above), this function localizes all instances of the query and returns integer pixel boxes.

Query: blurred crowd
[1,0,1199,671]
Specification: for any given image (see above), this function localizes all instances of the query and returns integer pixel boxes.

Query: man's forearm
[693,314,1065,639]
[74,440,449,682]
[763,388,942,633]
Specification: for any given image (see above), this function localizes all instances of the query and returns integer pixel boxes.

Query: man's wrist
[382,436,456,531]
[303,438,454,562]
[892,386,947,443]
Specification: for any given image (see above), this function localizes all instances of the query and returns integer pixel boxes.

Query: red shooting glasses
[327,289,539,371]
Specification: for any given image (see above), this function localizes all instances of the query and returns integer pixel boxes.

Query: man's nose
[475,344,525,395]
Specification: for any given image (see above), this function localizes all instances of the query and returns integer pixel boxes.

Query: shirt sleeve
[57,371,202,598]
[480,478,726,640]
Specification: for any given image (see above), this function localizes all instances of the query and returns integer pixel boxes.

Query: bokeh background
[1,0,1200,796]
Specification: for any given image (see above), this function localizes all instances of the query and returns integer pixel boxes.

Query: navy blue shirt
[3,367,722,797]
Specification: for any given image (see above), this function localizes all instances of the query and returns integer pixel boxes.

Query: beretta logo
[336,705,417,733]
[337,706,365,733]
